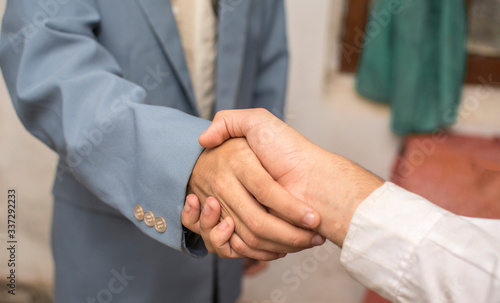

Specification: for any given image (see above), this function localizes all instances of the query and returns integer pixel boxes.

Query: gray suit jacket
[0,0,288,302]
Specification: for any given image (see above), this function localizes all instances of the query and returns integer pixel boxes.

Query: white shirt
[341,182,500,302]
[171,0,217,120]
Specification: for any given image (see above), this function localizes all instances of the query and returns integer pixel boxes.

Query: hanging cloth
[355,0,468,135]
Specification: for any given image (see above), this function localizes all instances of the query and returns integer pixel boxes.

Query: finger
[198,197,224,254]
[228,232,282,261]
[181,194,202,234]
[209,217,243,259]
[238,164,321,229]
[200,197,223,233]
[208,216,283,260]
[219,182,322,253]
[202,198,282,260]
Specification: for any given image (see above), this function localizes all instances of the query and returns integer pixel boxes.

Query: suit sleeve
[252,0,289,120]
[0,1,209,257]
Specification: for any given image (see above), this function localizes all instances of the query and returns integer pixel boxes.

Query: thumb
[199,114,233,148]
[199,109,256,148]
[199,108,277,148]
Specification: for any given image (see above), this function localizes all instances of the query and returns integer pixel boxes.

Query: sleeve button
[155,216,167,233]
[134,205,144,221]
[144,211,155,227]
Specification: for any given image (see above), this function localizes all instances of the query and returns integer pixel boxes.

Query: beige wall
[1,0,499,302]
[284,0,500,180]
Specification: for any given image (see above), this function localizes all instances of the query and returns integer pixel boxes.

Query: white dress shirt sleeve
[340,182,500,302]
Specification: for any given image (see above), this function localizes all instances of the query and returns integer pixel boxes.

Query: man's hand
[182,193,248,258]
[196,109,384,246]
[186,137,324,259]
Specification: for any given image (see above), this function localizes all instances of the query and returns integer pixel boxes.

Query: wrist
[312,152,384,246]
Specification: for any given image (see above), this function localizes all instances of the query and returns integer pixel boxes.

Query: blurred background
[0,0,499,302]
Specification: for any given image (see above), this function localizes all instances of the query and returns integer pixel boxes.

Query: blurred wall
[284,0,500,180]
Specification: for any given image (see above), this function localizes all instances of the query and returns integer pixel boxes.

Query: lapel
[137,0,198,115]
[215,0,251,112]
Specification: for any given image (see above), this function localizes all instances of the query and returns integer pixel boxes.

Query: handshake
[183,108,384,260]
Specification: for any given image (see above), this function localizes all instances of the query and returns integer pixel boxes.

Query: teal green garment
[355,0,468,135]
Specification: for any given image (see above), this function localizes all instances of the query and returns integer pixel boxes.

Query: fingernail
[206,197,217,208]
[202,204,212,215]
[184,202,191,212]
[303,212,316,227]
[312,234,325,246]
[219,219,228,230]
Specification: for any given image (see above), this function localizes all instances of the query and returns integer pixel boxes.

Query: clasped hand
[186,134,324,260]
[184,109,383,260]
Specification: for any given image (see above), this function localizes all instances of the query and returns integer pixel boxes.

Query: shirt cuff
[340,182,449,301]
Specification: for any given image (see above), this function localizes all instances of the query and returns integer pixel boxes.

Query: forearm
[309,152,384,246]
[0,0,210,255]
